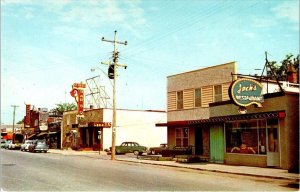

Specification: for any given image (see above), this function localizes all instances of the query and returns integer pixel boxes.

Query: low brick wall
[225,153,267,167]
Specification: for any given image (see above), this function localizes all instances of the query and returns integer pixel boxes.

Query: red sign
[77,90,84,115]
[72,83,86,89]
[88,122,112,128]
[24,104,31,128]
[70,84,84,115]
[70,89,79,102]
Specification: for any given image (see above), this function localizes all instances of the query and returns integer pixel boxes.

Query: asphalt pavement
[48,149,299,182]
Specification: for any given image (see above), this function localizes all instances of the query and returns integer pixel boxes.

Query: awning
[48,132,57,135]
[157,111,285,127]
[27,134,37,139]
[156,121,189,127]
[189,111,283,125]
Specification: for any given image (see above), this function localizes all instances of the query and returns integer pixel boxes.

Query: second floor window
[177,91,183,109]
[214,85,222,102]
[195,88,201,107]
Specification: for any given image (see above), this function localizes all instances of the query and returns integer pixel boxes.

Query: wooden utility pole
[101,30,127,160]
[11,105,19,134]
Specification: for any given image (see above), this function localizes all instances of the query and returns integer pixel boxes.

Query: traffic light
[108,64,114,79]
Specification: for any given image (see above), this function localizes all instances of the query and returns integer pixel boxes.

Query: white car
[20,140,34,152]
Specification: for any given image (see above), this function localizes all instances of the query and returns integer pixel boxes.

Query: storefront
[208,90,299,172]
[159,62,299,172]
[62,108,167,151]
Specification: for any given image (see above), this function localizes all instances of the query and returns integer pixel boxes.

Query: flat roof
[167,61,236,78]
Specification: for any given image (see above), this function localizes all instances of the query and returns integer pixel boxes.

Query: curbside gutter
[115,158,299,182]
[48,150,299,182]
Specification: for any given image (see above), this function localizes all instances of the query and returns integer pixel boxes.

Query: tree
[50,102,77,116]
[267,54,299,83]
[17,118,24,124]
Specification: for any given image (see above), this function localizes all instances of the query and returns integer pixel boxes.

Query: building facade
[62,108,167,150]
[158,61,299,172]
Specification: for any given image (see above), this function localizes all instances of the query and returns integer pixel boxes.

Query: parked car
[9,141,22,150]
[20,140,34,152]
[28,140,49,153]
[111,142,147,155]
[1,139,7,148]
[4,140,12,149]
[147,143,168,155]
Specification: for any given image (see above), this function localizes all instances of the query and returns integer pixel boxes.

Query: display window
[175,128,189,147]
[225,119,271,155]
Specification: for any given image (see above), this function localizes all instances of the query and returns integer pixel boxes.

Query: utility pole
[11,105,19,134]
[101,30,127,160]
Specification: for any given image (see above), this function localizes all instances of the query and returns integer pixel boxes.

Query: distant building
[62,108,167,151]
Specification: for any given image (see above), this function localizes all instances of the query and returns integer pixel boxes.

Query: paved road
[0,149,297,191]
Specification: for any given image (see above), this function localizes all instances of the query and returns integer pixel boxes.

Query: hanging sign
[230,78,264,107]
[24,104,31,128]
[70,83,85,115]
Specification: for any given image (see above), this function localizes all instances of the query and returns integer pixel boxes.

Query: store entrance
[195,128,203,155]
[267,119,280,167]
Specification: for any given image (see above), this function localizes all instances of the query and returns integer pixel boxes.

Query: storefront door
[195,128,203,155]
[210,125,224,163]
[267,123,280,167]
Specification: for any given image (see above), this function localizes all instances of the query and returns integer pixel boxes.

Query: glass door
[267,119,280,167]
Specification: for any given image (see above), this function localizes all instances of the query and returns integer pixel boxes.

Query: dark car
[28,140,49,153]
[147,143,168,155]
[111,142,147,155]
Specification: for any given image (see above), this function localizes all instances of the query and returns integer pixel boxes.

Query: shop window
[226,120,267,155]
[258,120,267,154]
[175,128,189,147]
[214,85,222,102]
[177,91,183,109]
[267,119,278,152]
[195,88,201,107]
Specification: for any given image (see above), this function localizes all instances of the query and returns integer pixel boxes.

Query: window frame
[175,127,189,147]
[194,88,202,107]
[176,91,183,110]
[214,85,222,102]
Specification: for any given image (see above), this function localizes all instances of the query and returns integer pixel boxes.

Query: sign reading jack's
[230,78,264,107]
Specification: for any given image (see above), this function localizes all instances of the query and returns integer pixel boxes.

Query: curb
[115,159,299,182]
[48,151,299,182]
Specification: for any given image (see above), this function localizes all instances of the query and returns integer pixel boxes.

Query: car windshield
[37,141,46,145]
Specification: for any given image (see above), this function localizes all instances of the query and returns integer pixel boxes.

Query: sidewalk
[48,149,299,181]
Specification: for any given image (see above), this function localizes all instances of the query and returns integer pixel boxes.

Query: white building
[62,108,167,150]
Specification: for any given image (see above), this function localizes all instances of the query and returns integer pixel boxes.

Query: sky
[1,0,299,124]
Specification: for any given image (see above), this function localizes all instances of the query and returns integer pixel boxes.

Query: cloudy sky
[1,0,299,124]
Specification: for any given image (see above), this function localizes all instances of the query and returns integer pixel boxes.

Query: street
[0,149,297,191]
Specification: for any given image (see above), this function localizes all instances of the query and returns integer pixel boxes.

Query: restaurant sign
[88,122,112,128]
[230,78,264,107]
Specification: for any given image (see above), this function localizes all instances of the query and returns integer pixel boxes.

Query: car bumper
[34,148,48,151]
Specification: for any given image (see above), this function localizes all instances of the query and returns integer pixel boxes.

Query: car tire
[133,150,139,155]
